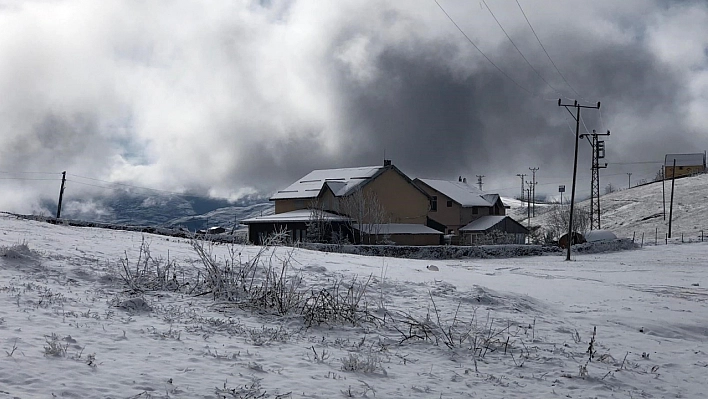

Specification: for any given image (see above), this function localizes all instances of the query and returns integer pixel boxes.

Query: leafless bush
[120,236,186,293]
[191,231,376,327]
[302,275,375,327]
[391,293,528,363]
[544,203,591,240]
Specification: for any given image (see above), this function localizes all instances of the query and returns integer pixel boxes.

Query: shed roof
[270,166,385,200]
[415,179,493,207]
[353,223,443,235]
[242,209,351,224]
[665,153,706,167]
[459,216,528,233]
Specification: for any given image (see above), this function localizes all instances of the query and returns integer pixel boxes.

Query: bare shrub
[120,236,186,293]
[191,231,376,327]
[544,204,591,240]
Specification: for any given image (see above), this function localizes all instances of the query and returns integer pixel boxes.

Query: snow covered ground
[516,173,708,244]
[1,214,706,398]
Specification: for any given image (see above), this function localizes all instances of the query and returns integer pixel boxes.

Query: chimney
[383,159,392,167]
[458,176,462,182]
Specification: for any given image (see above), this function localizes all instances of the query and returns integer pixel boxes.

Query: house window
[446,200,453,207]
[431,196,437,211]
[472,207,478,215]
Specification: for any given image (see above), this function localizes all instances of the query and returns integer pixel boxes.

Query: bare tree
[604,183,616,194]
[306,200,331,243]
[545,203,591,240]
[340,188,388,244]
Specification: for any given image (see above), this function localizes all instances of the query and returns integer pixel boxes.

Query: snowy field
[1,214,707,398]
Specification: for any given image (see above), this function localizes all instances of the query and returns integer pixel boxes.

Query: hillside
[519,173,708,242]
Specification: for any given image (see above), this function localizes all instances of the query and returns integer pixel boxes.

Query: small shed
[664,153,706,179]
[459,216,528,245]
[352,223,443,246]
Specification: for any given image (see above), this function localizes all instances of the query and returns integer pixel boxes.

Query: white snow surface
[416,179,493,207]
[1,214,707,398]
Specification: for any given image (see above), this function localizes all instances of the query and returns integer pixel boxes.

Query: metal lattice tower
[583,130,609,230]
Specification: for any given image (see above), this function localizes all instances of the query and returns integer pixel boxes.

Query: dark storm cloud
[0,0,706,211]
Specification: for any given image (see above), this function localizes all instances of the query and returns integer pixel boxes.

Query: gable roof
[270,166,385,200]
[460,215,528,233]
[415,178,493,207]
[665,153,706,167]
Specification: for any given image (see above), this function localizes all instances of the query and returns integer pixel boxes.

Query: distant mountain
[42,190,274,231]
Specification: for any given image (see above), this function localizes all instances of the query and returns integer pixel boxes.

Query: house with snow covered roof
[414,177,527,243]
[664,153,706,179]
[243,161,442,245]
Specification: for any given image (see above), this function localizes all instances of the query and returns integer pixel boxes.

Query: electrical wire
[434,0,541,98]
[0,177,59,181]
[515,0,584,100]
[482,0,566,98]
[0,171,62,175]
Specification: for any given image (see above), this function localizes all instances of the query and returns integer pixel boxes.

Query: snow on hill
[517,173,708,242]
[1,214,707,398]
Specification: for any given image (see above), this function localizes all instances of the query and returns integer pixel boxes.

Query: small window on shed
[446,200,453,207]
[472,208,478,215]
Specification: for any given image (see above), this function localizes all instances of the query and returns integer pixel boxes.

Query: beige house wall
[416,184,463,233]
[274,198,308,213]
[665,165,705,179]
[273,168,428,225]
[359,168,429,224]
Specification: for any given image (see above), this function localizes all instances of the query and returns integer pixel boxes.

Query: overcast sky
[1,0,707,213]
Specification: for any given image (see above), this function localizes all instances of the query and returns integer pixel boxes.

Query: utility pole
[558,99,601,261]
[56,171,66,219]
[516,173,526,201]
[627,172,632,189]
[580,129,609,230]
[526,185,532,229]
[668,159,676,238]
[476,175,485,191]
[529,167,539,217]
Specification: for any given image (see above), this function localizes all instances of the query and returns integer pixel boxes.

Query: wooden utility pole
[627,172,632,189]
[529,167,539,217]
[558,99,601,261]
[516,173,526,201]
[56,171,66,219]
[668,159,676,238]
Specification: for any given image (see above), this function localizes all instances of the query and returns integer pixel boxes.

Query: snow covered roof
[459,216,510,232]
[241,209,351,224]
[353,223,443,235]
[415,179,493,207]
[665,153,706,167]
[270,166,385,200]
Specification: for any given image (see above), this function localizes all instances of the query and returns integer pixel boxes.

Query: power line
[482,0,564,97]
[0,177,59,181]
[515,0,583,100]
[0,171,61,175]
[434,0,539,98]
